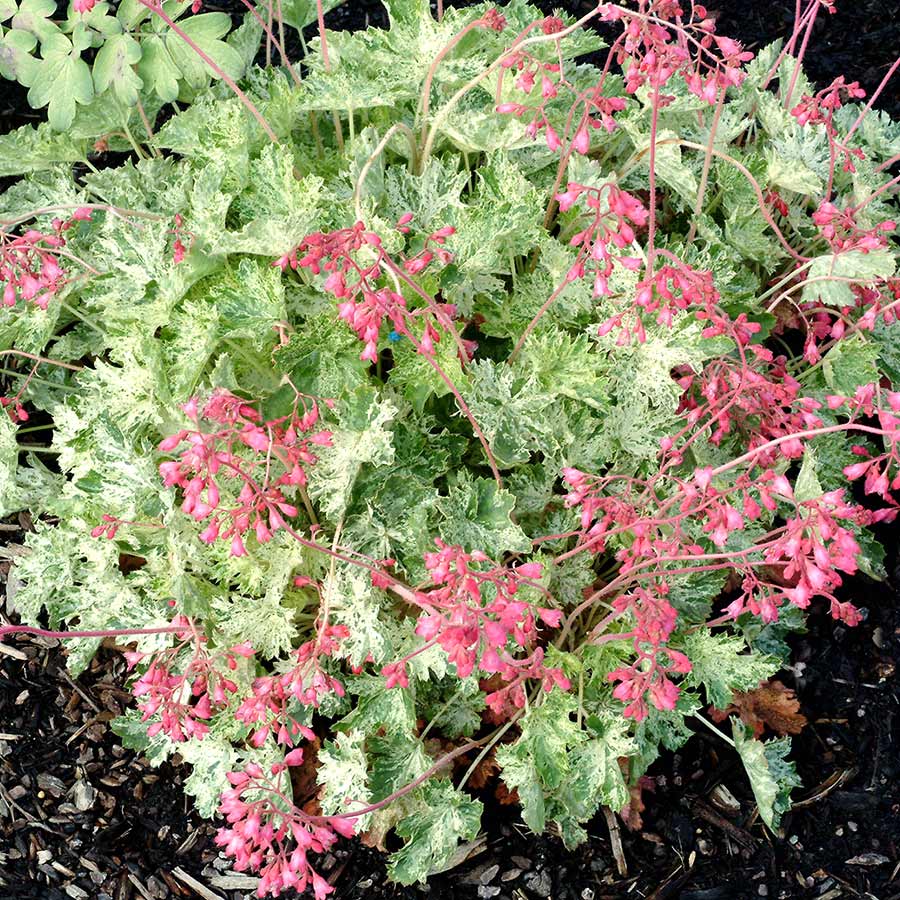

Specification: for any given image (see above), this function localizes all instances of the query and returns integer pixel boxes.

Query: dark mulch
[1,2,899,899]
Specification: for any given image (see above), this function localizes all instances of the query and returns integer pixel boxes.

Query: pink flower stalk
[216,760,355,898]
[554,182,648,302]
[1,210,90,310]
[561,380,900,648]
[128,616,247,741]
[603,1,751,99]
[497,50,626,151]
[725,490,874,625]
[676,345,822,456]
[380,542,568,713]
[234,624,348,747]
[809,200,895,253]
[158,389,331,556]
[791,76,868,174]
[597,253,735,344]
[283,222,456,363]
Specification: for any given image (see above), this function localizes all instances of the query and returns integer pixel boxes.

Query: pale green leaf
[0,26,38,82]
[0,414,23,517]
[765,135,825,195]
[10,0,58,42]
[277,0,343,31]
[135,33,180,102]
[308,387,397,520]
[680,630,778,710]
[324,564,391,666]
[92,31,142,106]
[732,720,801,830]
[26,32,94,130]
[166,12,245,91]
[417,675,484,739]
[388,780,483,885]
[802,250,896,307]
[273,311,371,399]
[338,674,416,734]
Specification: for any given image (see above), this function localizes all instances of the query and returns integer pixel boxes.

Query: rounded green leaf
[136,32,180,102]
[0,27,38,83]
[26,32,94,130]
[166,12,244,91]
[92,31,143,106]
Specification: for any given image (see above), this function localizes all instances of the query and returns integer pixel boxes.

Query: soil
[2,2,899,899]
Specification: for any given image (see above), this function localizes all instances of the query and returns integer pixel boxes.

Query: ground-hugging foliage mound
[1,0,899,895]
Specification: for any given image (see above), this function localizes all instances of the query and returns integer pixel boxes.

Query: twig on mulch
[55,665,101,713]
[792,767,858,809]
[690,799,759,850]
[645,855,697,900]
[172,867,226,900]
[603,806,628,876]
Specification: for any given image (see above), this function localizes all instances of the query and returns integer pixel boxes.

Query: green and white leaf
[733,720,801,830]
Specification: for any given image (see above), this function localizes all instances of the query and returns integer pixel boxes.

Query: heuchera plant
[1,0,899,893]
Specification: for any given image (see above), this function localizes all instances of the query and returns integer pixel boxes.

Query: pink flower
[572,127,590,155]
[216,763,353,898]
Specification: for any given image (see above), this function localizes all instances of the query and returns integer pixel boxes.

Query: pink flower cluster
[127,616,253,741]
[217,758,355,899]
[835,385,900,504]
[234,624,348,748]
[276,220,456,363]
[158,390,331,557]
[607,582,693,720]
[724,489,873,625]
[170,213,194,265]
[1,208,91,310]
[603,1,752,100]
[791,76,867,174]
[382,541,569,715]
[478,7,506,32]
[778,276,900,367]
[1,395,29,423]
[597,255,735,344]
[568,456,818,723]
[676,344,821,454]
[497,2,753,155]
[496,13,630,152]
[810,201,896,253]
[555,182,647,299]
[561,388,900,718]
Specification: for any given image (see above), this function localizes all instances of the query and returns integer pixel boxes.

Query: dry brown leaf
[709,679,807,737]
[466,752,499,791]
[619,779,647,831]
[290,735,321,806]
[494,781,519,806]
